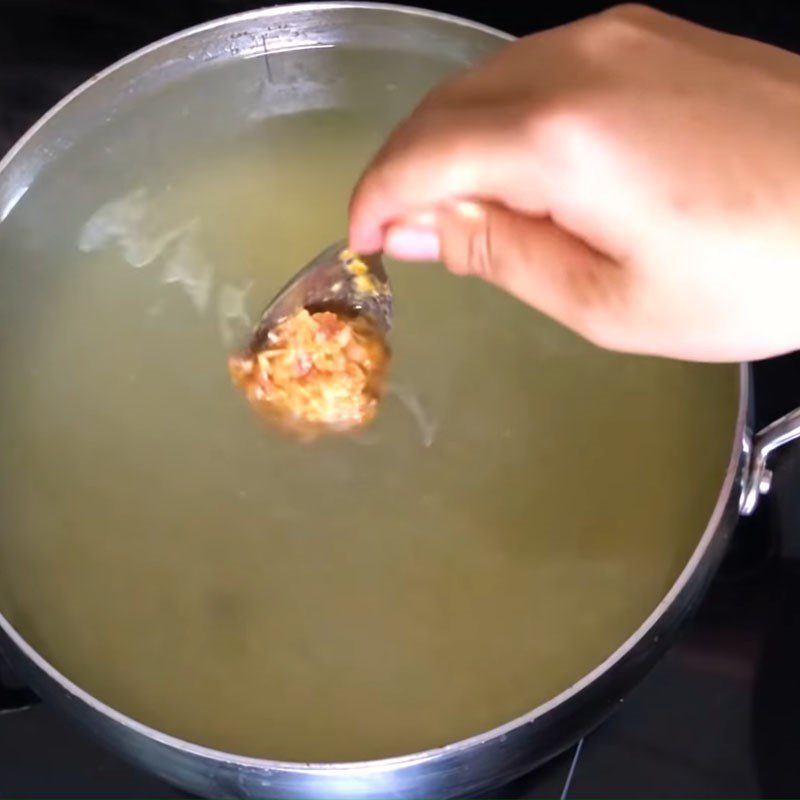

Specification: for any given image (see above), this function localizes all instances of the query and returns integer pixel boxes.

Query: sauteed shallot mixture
[228,308,389,438]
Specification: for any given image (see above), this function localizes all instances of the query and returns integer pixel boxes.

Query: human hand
[349,4,800,361]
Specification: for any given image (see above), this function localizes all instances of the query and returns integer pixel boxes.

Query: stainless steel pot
[1,4,800,798]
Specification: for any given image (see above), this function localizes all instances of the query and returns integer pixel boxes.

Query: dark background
[4,0,800,156]
[2,1,800,797]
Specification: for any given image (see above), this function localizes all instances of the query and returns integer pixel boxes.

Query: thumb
[385,202,627,342]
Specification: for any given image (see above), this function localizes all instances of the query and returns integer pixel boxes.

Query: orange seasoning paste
[229,309,390,439]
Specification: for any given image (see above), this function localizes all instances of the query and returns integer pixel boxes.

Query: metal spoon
[248,240,393,353]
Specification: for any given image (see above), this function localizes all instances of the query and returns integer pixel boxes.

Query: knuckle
[595,3,660,34]
[441,206,495,279]
[603,3,659,21]
[465,222,493,279]
[572,3,658,58]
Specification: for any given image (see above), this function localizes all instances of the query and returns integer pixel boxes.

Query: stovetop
[1,1,800,797]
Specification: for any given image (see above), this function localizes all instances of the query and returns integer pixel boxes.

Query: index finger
[347,103,549,254]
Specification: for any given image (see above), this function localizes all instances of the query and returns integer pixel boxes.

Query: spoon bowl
[249,240,392,353]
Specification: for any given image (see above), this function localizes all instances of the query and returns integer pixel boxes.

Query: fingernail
[384,225,441,262]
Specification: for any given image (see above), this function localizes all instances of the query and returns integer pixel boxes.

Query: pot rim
[0,0,749,775]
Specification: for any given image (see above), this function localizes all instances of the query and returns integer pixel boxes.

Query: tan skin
[348,4,800,362]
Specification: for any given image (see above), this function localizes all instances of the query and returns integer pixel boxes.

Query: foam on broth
[0,46,738,761]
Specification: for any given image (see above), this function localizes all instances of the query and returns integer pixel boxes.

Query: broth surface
[0,46,738,761]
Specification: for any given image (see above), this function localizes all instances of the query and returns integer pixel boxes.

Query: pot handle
[741,407,800,515]
[0,655,38,714]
